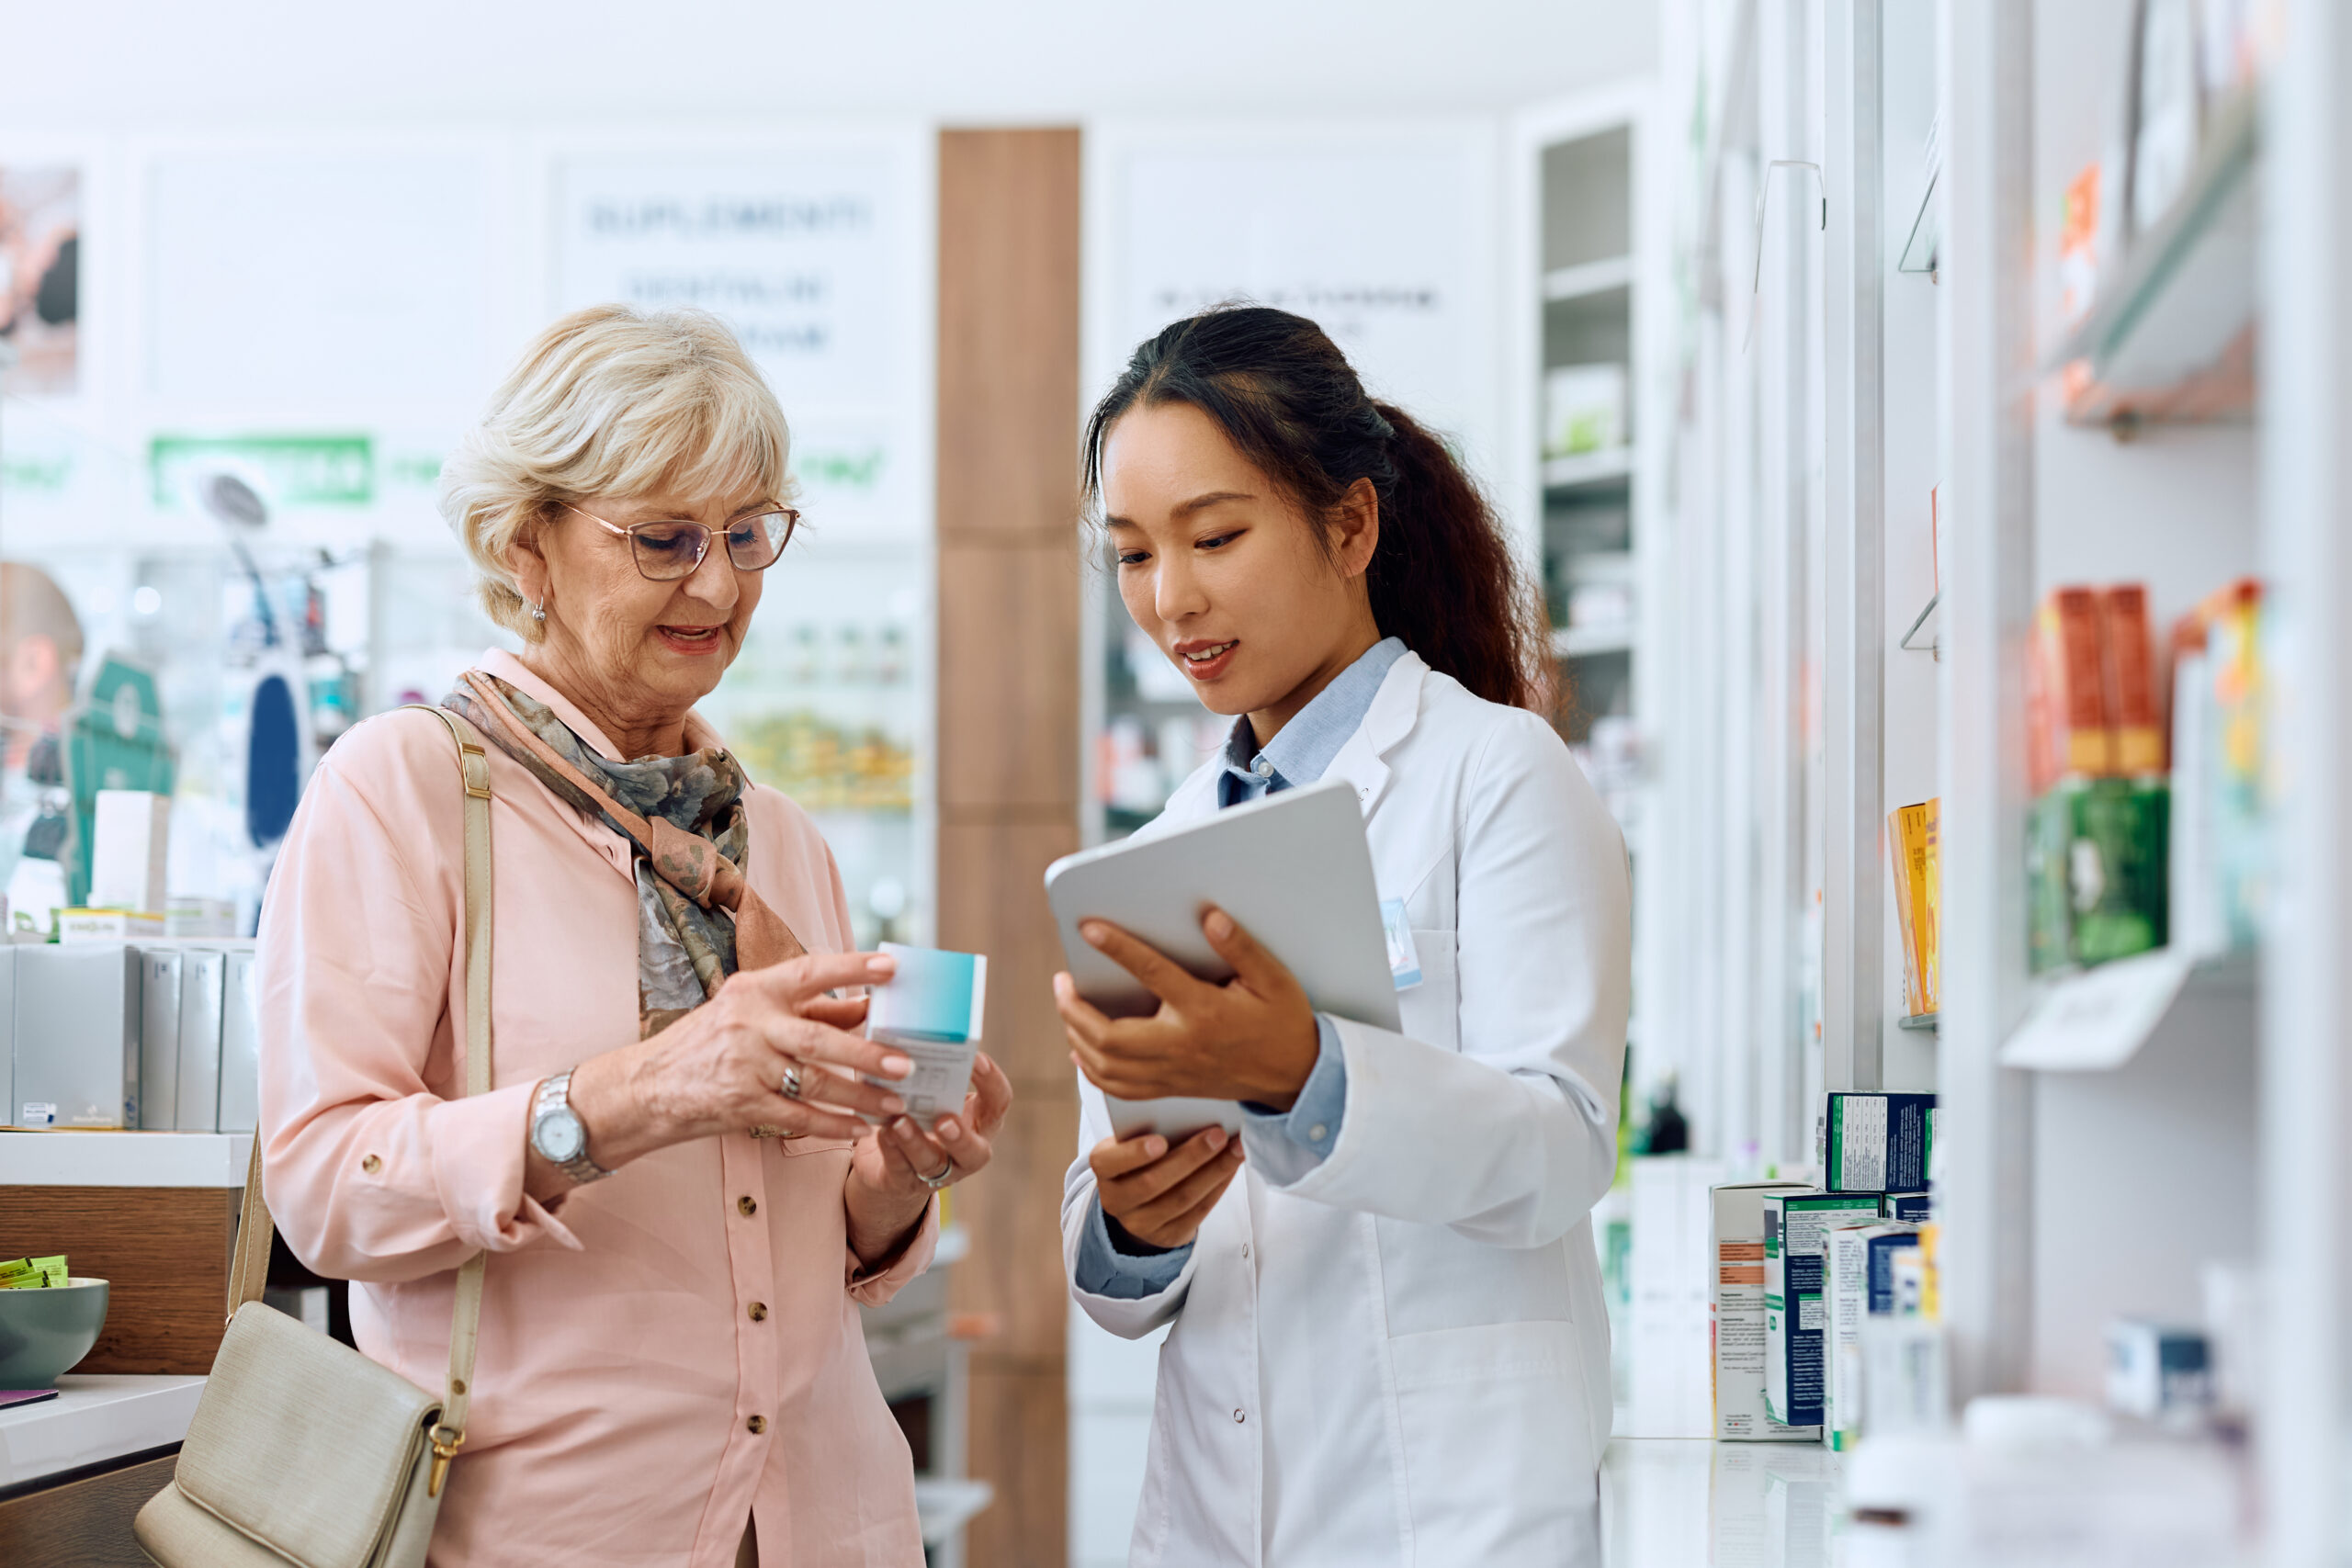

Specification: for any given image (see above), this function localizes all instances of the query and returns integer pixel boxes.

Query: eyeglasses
[564,502,800,582]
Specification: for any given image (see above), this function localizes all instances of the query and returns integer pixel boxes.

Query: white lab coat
[1061,651,1631,1568]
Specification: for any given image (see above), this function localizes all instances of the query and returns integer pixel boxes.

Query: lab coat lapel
[1323,651,1427,818]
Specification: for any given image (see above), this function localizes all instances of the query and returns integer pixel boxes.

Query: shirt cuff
[1072,1195,1192,1301]
[426,1080,585,1256]
[1238,1013,1347,1165]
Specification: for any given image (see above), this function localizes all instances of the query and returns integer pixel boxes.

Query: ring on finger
[780,1062,805,1101]
[919,1156,955,1190]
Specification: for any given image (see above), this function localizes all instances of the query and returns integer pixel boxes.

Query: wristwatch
[530,1070,613,1184]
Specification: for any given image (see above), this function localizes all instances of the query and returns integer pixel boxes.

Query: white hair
[437,305,797,641]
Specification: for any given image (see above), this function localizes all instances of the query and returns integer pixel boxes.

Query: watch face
[534,1108,585,1164]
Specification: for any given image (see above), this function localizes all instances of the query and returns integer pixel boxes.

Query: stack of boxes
[1710,1090,1941,1450]
[4,940,260,1133]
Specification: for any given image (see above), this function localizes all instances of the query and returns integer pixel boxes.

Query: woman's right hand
[560,952,917,1176]
[1089,1126,1245,1251]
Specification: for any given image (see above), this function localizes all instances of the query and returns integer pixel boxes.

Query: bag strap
[226,705,494,1493]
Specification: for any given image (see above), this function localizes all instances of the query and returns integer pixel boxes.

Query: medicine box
[15,942,141,1128]
[863,942,987,1126]
[216,949,262,1134]
[1762,1190,1882,1429]
[1824,1222,1921,1451]
[174,947,230,1133]
[1824,1092,1938,1193]
[1883,1191,1933,1223]
[1709,1180,1817,1440]
[91,789,170,914]
[2105,1319,2212,1420]
[139,949,184,1129]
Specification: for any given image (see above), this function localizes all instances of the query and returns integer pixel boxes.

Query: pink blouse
[257,649,933,1568]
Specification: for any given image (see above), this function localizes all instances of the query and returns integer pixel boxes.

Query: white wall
[3,0,1657,125]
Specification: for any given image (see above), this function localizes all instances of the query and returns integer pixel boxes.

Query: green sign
[797,446,885,491]
[151,434,375,508]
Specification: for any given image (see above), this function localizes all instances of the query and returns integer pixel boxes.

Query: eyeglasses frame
[561,501,801,582]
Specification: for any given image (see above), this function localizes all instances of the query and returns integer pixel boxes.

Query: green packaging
[2027,779,2168,975]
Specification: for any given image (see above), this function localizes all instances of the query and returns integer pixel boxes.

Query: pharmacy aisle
[1623,0,2338,1562]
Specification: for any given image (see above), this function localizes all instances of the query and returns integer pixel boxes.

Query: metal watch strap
[535,1069,612,1184]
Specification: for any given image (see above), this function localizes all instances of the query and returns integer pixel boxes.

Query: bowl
[0,1278,109,1389]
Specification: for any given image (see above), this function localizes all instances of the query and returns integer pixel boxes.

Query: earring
[530,599,547,623]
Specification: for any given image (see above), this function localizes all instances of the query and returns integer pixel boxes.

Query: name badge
[1380,898,1423,990]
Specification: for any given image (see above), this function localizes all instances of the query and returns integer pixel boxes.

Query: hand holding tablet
[1045,782,1397,1140]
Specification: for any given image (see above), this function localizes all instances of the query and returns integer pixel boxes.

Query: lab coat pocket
[1387,1318,1600,1564]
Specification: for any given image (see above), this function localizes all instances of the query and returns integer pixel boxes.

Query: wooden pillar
[934,127,1082,1568]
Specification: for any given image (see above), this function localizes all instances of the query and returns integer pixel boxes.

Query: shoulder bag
[136,707,496,1568]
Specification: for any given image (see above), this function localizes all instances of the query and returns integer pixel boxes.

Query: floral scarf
[444,671,803,1036]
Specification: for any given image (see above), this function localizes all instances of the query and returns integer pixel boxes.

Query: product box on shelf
[1762,1190,1882,1430]
[13,943,140,1128]
[2027,778,2170,974]
[1883,1191,1933,1224]
[1711,1181,1818,1440]
[173,948,230,1133]
[139,948,183,1130]
[2105,1319,2213,1422]
[1824,1092,1938,1194]
[1824,1222,1923,1451]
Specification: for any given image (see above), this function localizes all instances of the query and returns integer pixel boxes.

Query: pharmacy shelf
[0,1130,250,1188]
[914,1477,995,1546]
[1997,947,2254,1073]
[0,1374,206,1489]
[2047,86,2260,423]
[1898,1012,1939,1033]
[1543,447,1635,491]
[1555,625,1635,659]
[1544,254,1635,301]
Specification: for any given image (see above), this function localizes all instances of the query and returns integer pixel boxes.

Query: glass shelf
[1897,1012,1939,1033]
[2046,85,2260,426]
[1543,254,1634,301]
[1555,625,1634,659]
[1542,446,1634,491]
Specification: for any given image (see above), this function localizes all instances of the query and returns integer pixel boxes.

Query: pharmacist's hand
[564,953,915,1171]
[1055,907,1320,1111]
[845,1055,1013,1268]
[1089,1127,1245,1251]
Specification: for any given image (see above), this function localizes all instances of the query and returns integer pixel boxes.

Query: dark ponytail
[1081,305,1553,713]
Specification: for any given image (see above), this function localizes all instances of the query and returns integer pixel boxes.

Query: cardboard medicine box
[1709,1181,1817,1440]
[1762,1190,1881,1429]
[1824,1091,1938,1193]
[1825,1222,1921,1451]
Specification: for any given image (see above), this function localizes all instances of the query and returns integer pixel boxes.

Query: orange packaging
[2100,583,2165,774]
[2030,586,2113,792]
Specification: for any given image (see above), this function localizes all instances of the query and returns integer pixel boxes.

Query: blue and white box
[1825,1092,1938,1193]
[1762,1190,1882,1429]
[864,942,987,1127]
[1883,1190,1933,1224]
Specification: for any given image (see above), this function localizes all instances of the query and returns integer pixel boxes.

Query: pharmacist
[1056,307,1631,1566]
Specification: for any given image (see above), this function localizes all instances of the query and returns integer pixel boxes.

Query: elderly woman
[257,304,1009,1568]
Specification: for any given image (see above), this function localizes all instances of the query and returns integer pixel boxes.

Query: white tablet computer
[1044,780,1398,1140]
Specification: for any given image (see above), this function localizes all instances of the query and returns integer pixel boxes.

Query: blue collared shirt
[1075,637,1404,1298]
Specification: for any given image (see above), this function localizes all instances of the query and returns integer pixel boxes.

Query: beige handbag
[137,708,497,1568]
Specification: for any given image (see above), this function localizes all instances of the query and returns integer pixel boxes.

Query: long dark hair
[1081,305,1552,713]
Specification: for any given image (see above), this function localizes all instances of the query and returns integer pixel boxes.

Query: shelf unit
[1940,0,2275,1456]
[1513,85,1662,1143]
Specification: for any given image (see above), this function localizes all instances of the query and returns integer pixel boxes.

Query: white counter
[0,1130,250,1188]
[0,1373,204,1490]
[1603,1438,1849,1568]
